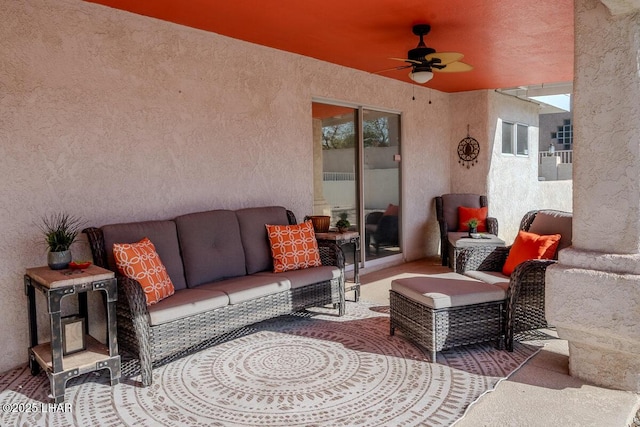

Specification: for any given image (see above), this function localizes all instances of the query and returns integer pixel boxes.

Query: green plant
[336,217,350,229]
[466,217,479,229]
[40,213,83,252]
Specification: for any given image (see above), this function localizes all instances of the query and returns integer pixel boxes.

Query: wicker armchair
[456,209,572,351]
[435,194,499,267]
[364,211,399,254]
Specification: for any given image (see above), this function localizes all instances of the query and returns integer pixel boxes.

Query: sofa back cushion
[236,206,290,274]
[441,194,484,232]
[175,210,246,288]
[102,220,187,290]
[527,210,573,256]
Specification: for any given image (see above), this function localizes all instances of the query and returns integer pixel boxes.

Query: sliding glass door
[362,109,401,260]
[311,101,401,266]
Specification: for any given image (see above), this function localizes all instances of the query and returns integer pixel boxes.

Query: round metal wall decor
[457,125,480,168]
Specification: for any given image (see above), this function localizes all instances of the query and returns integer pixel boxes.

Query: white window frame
[501,121,529,156]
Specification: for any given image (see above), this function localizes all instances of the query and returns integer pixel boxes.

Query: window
[502,122,513,154]
[551,119,573,150]
[502,121,529,156]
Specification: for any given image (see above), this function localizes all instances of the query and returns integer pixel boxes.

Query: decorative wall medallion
[457,125,480,168]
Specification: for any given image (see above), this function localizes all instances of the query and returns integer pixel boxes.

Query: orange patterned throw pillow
[113,237,175,306]
[266,221,322,273]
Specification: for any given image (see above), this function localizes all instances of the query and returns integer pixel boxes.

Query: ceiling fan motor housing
[408,46,436,62]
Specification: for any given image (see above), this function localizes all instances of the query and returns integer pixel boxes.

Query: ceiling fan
[382,24,473,84]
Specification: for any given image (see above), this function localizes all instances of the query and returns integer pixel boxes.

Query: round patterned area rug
[0,302,540,427]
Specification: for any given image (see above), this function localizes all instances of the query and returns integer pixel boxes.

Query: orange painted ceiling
[86,0,574,93]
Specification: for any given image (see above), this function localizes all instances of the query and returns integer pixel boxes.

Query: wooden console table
[315,230,361,302]
[25,265,120,403]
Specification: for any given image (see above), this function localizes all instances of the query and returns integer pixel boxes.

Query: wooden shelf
[32,335,109,373]
[25,265,114,289]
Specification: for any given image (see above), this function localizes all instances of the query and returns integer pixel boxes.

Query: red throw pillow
[266,221,322,273]
[383,203,399,216]
[113,237,175,306]
[502,230,561,276]
[458,206,488,232]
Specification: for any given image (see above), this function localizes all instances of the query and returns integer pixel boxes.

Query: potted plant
[40,213,83,270]
[336,212,351,233]
[466,217,479,236]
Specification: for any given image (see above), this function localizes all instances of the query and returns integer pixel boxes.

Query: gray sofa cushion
[441,194,484,232]
[236,206,290,274]
[528,210,572,256]
[102,220,187,290]
[147,288,229,326]
[175,210,246,287]
[255,266,341,289]
[197,274,291,305]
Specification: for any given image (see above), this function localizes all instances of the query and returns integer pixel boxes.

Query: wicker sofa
[84,206,344,387]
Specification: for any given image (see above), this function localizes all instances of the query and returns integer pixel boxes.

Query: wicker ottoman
[389,273,506,361]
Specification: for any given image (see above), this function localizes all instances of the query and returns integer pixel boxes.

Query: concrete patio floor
[357,258,640,427]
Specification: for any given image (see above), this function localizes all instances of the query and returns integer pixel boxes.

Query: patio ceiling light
[409,70,433,84]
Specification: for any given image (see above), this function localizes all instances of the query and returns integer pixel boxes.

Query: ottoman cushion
[391,272,506,309]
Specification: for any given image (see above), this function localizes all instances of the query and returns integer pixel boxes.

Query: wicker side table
[447,232,505,271]
[25,265,120,403]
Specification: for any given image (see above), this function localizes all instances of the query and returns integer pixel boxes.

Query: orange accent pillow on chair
[113,237,175,306]
[266,221,322,273]
[502,230,561,276]
[458,206,488,231]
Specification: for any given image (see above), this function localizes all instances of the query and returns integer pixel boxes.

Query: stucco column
[546,0,640,392]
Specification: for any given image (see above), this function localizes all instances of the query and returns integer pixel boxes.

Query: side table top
[448,232,505,248]
[315,230,360,241]
[25,264,115,289]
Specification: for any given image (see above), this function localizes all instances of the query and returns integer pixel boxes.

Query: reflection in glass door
[311,101,401,266]
[362,109,401,260]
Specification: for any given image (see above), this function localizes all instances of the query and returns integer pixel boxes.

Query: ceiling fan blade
[432,61,474,73]
[390,57,422,65]
[373,64,413,74]
[425,52,464,65]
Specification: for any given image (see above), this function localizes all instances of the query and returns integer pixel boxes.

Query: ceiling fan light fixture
[409,70,433,84]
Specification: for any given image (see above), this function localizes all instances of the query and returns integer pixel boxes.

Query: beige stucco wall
[546,0,640,392]
[0,0,571,374]
[449,91,491,196]
[0,0,457,372]
[572,0,640,254]
[488,91,573,243]
[450,91,573,244]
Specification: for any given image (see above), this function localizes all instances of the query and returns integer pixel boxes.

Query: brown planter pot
[309,216,330,233]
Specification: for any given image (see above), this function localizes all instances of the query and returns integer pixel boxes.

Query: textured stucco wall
[572,0,640,253]
[449,91,572,244]
[488,92,573,243]
[449,91,490,196]
[0,0,457,372]
[545,0,640,392]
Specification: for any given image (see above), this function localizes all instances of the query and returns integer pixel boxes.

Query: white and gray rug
[0,302,541,427]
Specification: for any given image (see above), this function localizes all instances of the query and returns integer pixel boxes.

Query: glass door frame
[312,97,403,269]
